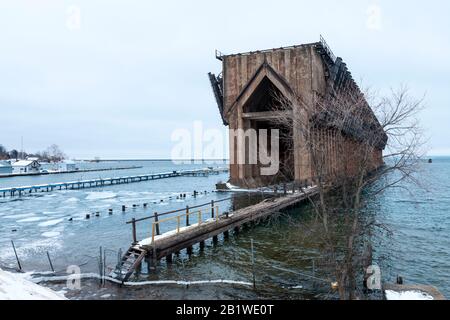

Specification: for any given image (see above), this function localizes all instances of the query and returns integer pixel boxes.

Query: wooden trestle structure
[113,185,318,282]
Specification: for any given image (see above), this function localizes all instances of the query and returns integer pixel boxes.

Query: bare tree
[8,149,19,160]
[47,144,66,162]
[0,144,8,160]
[271,85,426,299]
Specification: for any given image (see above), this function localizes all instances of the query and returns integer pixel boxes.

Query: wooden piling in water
[154,212,160,236]
[186,206,190,227]
[11,240,22,271]
[251,239,256,289]
[132,218,137,244]
[46,251,55,272]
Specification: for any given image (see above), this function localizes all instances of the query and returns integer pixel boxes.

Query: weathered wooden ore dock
[0,168,228,197]
[114,185,318,282]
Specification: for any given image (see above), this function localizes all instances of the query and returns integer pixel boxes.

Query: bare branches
[273,84,426,300]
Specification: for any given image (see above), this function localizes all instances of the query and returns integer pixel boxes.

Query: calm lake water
[0,159,448,299]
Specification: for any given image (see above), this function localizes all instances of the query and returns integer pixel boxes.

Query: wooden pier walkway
[0,165,143,179]
[0,168,228,198]
[113,185,318,282]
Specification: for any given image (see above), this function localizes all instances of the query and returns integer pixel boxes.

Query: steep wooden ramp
[111,246,147,283]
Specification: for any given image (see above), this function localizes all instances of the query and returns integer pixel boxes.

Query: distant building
[59,160,77,172]
[12,160,41,174]
[0,161,13,175]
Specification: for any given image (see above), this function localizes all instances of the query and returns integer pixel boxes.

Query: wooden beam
[242,111,291,121]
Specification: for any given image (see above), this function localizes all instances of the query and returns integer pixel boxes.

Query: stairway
[111,246,147,283]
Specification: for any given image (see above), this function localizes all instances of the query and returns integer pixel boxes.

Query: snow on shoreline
[385,290,434,300]
[0,268,66,300]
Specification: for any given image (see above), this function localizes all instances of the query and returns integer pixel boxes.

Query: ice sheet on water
[17,217,44,223]
[2,213,36,220]
[41,231,61,238]
[38,218,64,227]
[0,237,63,262]
[42,211,59,215]
[85,191,117,200]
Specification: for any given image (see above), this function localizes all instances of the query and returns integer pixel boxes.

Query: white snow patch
[0,269,67,300]
[385,290,434,300]
[290,285,303,289]
[139,218,220,246]
[226,183,239,189]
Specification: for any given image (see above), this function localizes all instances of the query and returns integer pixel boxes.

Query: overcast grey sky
[0,0,449,159]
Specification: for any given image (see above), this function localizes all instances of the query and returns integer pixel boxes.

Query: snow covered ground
[0,268,66,300]
[385,290,434,300]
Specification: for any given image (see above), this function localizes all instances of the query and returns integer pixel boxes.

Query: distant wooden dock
[113,185,318,282]
[0,165,143,179]
[0,168,229,197]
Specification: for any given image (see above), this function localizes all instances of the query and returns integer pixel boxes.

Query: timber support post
[11,240,22,271]
[131,218,137,244]
[186,206,190,227]
[154,212,160,236]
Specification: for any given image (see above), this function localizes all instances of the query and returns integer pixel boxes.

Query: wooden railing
[150,205,220,244]
[127,198,232,244]
[319,35,337,63]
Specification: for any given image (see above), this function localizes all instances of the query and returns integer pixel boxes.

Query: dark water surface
[0,159,448,299]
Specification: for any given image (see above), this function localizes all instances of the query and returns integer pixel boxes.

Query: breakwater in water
[0,168,227,197]
[0,165,143,179]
